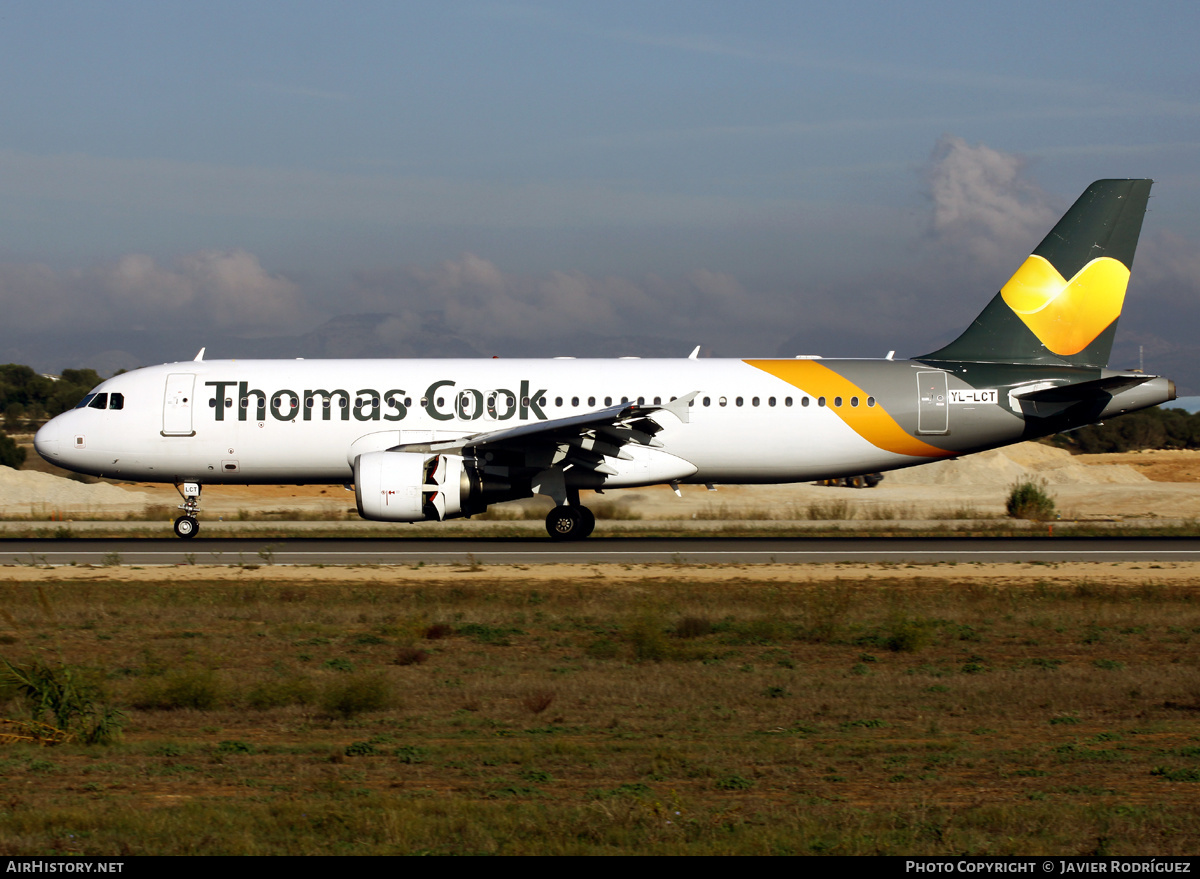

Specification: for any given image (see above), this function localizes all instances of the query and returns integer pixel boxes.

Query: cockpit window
[74,389,124,411]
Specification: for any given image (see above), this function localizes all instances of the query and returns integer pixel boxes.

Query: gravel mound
[889,442,1148,486]
[0,467,151,514]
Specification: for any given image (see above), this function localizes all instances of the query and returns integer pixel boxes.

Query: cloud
[0,250,311,336]
[1137,232,1200,306]
[922,134,1060,267]
[337,253,769,353]
[8,134,1199,385]
[0,135,1083,365]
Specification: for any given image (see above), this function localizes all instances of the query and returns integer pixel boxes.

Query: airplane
[33,179,1174,540]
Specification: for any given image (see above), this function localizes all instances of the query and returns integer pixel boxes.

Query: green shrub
[885,617,932,653]
[320,672,393,718]
[674,616,713,639]
[1006,480,1056,521]
[715,774,755,791]
[392,647,429,666]
[0,431,24,469]
[134,669,223,711]
[1,659,124,744]
[585,638,620,660]
[626,617,671,662]
[216,740,255,754]
[246,676,316,709]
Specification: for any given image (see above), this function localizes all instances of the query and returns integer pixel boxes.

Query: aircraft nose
[34,418,63,461]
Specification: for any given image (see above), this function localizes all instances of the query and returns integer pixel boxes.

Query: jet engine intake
[353,450,510,521]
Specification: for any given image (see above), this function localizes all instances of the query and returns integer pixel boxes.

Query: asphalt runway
[4,536,1200,567]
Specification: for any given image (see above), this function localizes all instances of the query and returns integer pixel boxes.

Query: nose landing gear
[173,482,202,539]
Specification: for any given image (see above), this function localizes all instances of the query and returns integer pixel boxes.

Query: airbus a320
[34,180,1174,539]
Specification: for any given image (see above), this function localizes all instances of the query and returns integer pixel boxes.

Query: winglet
[688,345,700,360]
[194,347,206,362]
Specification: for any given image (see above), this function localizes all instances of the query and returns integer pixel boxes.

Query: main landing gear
[545,505,596,541]
[173,482,202,539]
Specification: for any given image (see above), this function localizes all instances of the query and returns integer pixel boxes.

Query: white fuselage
[34,357,979,487]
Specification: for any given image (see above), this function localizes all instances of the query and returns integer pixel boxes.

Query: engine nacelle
[354,450,472,522]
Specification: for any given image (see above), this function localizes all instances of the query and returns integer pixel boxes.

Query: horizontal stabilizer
[1015,374,1152,404]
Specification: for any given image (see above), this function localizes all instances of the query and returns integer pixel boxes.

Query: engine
[354,450,512,522]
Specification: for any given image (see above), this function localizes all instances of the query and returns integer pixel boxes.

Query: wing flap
[392,392,698,458]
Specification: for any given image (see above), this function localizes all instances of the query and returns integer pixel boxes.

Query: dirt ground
[4,559,1199,586]
[9,439,1200,523]
[1082,448,1200,483]
[114,447,1200,522]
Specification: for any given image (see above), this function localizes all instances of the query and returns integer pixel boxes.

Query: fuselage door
[163,373,197,436]
[917,371,949,435]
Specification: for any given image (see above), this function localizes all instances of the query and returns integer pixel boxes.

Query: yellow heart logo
[1000,255,1130,356]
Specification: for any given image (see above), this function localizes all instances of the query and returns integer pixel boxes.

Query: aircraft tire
[849,475,866,489]
[546,506,585,541]
[578,506,596,539]
[174,515,199,539]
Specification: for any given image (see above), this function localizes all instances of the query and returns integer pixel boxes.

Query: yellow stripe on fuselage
[1000,255,1129,356]
[744,360,952,459]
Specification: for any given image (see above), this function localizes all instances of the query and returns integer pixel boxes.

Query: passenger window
[818,397,826,407]
[588,397,595,407]
[735,397,743,407]
[109,393,124,410]
[88,393,108,410]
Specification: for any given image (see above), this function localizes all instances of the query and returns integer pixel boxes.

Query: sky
[1,1,1198,387]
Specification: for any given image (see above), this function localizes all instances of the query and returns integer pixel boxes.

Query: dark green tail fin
[920,179,1152,367]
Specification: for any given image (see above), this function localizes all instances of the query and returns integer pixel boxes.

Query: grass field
[1,564,1198,855]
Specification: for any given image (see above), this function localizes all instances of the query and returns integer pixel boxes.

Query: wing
[390,392,698,480]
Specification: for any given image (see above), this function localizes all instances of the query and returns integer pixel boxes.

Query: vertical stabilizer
[920,179,1152,367]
